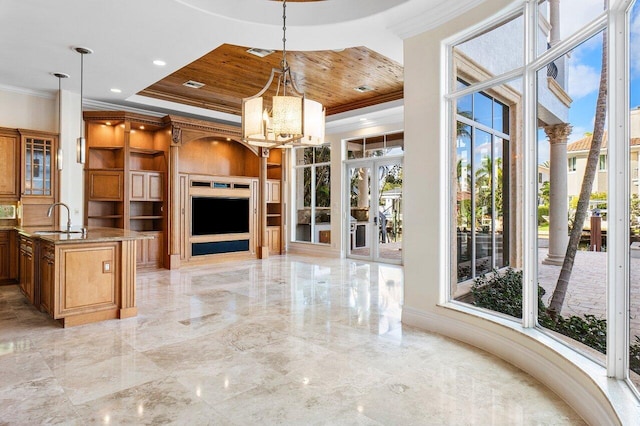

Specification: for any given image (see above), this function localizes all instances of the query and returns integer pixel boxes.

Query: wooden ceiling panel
[139,44,403,117]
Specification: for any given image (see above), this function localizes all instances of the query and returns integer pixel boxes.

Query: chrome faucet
[47,202,71,232]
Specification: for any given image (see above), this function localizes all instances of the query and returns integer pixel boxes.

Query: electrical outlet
[102,261,111,273]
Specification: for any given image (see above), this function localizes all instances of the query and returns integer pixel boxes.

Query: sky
[538,0,640,164]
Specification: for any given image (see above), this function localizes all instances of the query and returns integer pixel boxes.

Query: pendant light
[241,0,325,148]
[53,72,70,170]
[74,46,93,164]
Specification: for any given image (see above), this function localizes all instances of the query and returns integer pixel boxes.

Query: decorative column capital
[543,123,572,144]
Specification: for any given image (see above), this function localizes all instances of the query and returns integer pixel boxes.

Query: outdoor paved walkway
[537,246,640,340]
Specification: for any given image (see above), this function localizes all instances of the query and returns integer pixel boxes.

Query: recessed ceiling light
[246,48,275,58]
[183,80,205,89]
[139,126,145,130]
[153,60,166,66]
[354,85,374,93]
[110,88,122,93]
[105,122,111,126]
[360,118,368,121]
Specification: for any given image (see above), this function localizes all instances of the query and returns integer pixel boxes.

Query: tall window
[293,146,331,244]
[455,79,510,283]
[449,0,640,388]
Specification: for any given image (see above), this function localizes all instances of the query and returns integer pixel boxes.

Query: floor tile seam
[64,374,166,407]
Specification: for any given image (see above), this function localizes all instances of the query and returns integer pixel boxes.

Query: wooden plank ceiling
[139,43,404,117]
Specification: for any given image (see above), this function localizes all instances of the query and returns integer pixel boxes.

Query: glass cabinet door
[23,137,53,196]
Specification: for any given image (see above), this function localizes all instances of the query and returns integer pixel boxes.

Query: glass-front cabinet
[21,133,55,196]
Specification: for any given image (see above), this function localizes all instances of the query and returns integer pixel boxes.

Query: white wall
[0,88,56,131]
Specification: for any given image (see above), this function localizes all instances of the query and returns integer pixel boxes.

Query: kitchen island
[15,226,150,327]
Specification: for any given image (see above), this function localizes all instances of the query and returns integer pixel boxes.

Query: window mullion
[522,0,539,329]
[606,1,630,380]
[310,164,316,243]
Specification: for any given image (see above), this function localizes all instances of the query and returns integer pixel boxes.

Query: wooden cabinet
[13,230,142,327]
[130,171,163,201]
[21,132,56,197]
[88,170,124,200]
[265,150,284,255]
[0,128,19,198]
[16,130,58,228]
[136,231,163,268]
[84,112,168,268]
[18,235,35,304]
[266,179,280,203]
[87,170,125,228]
[0,232,9,281]
[39,242,55,314]
[0,230,17,283]
[266,226,281,254]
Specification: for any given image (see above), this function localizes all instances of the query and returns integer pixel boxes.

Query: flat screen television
[192,197,250,235]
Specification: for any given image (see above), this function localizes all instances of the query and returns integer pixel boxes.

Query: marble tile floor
[0,255,585,425]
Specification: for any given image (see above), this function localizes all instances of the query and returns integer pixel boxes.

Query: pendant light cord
[58,76,62,133]
[79,52,84,138]
[281,0,288,95]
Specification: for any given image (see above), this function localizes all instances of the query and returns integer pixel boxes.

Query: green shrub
[471,268,639,375]
[552,314,607,353]
[471,268,547,319]
[630,336,640,374]
[537,205,549,225]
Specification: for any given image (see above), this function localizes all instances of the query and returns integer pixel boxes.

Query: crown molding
[0,84,54,99]
[388,0,486,39]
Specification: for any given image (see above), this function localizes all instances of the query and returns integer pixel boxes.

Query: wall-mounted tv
[192,197,250,235]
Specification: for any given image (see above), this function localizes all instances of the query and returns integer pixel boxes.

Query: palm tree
[548,0,608,317]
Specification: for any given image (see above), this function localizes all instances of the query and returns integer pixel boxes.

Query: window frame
[444,0,636,385]
[292,145,332,245]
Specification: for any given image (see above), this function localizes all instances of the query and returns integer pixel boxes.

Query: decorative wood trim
[120,239,137,317]
[83,111,165,128]
[138,89,240,116]
[326,90,404,116]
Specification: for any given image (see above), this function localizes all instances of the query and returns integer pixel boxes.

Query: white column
[543,124,572,265]
[59,89,84,226]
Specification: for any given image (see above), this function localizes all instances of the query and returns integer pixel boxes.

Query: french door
[346,157,403,264]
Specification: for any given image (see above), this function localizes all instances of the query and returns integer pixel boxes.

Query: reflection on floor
[351,240,403,261]
[0,255,584,424]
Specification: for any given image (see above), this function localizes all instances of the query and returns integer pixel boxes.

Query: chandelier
[242,0,325,148]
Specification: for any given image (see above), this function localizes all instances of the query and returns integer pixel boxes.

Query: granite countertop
[15,226,153,244]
